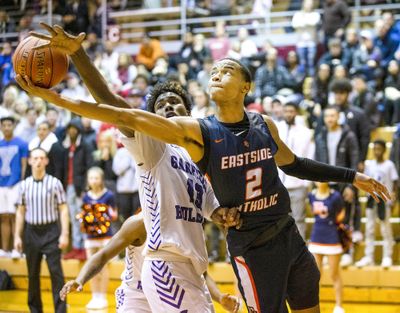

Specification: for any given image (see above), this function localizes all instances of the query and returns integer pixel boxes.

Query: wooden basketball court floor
[0,289,400,313]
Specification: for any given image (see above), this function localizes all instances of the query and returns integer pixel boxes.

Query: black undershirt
[219,113,250,138]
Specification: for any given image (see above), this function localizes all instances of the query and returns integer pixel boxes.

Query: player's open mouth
[166,112,177,118]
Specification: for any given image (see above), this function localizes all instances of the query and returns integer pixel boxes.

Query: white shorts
[84,238,110,249]
[0,184,20,214]
[141,259,215,313]
[308,243,343,255]
[115,284,151,313]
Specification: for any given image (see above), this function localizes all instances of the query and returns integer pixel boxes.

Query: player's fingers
[53,24,64,34]
[235,218,243,230]
[24,75,34,88]
[77,32,86,43]
[15,75,28,89]
[31,42,51,50]
[370,192,380,203]
[227,207,239,222]
[39,22,57,36]
[29,31,52,41]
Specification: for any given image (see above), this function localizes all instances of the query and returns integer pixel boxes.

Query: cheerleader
[80,166,117,309]
[308,182,346,313]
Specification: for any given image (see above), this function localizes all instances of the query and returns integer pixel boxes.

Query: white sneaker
[340,254,353,267]
[10,249,22,259]
[381,257,392,269]
[355,256,373,268]
[86,297,108,310]
[333,305,345,313]
[352,230,363,243]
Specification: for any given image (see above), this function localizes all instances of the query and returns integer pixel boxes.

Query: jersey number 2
[245,168,263,200]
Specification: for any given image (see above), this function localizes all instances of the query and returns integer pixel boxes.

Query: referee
[14,148,69,313]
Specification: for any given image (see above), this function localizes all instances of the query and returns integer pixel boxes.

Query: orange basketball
[12,36,69,88]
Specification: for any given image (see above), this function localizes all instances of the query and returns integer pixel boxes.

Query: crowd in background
[0,0,399,273]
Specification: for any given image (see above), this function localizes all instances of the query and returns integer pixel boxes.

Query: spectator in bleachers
[124,87,146,110]
[350,30,381,82]
[82,32,103,60]
[117,53,138,88]
[62,117,94,260]
[61,72,87,101]
[92,130,117,193]
[237,27,258,60]
[319,38,351,72]
[0,42,14,91]
[0,116,28,258]
[356,139,398,269]
[191,88,215,118]
[112,145,140,223]
[31,96,47,125]
[322,0,351,47]
[0,11,16,37]
[0,85,18,118]
[208,21,230,61]
[311,63,331,110]
[270,96,285,122]
[205,0,233,16]
[351,75,380,129]
[315,106,360,270]
[15,107,38,143]
[192,34,211,67]
[291,0,320,76]
[382,11,400,42]
[374,19,398,69]
[254,47,295,102]
[45,107,65,140]
[99,41,119,81]
[285,50,306,94]
[197,57,213,91]
[308,182,346,313]
[81,117,97,151]
[28,121,64,181]
[343,28,359,67]
[63,0,89,35]
[277,102,315,239]
[383,60,400,125]
[132,74,150,100]
[332,64,348,80]
[136,32,166,71]
[175,31,203,76]
[150,56,173,86]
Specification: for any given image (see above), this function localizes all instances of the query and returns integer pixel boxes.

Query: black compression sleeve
[280,156,356,184]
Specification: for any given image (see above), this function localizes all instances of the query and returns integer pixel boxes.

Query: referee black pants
[24,222,66,313]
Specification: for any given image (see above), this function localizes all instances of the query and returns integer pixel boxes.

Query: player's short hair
[373,139,386,151]
[146,80,192,114]
[0,116,16,124]
[330,78,352,93]
[219,58,252,83]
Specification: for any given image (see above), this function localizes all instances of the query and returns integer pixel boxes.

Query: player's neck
[215,103,245,123]
[375,156,384,163]
[32,171,46,181]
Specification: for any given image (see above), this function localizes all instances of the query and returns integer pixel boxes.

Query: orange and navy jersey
[197,112,291,256]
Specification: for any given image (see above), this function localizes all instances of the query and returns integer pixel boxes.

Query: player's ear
[242,82,251,94]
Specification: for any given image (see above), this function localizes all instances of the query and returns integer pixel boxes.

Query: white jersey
[121,244,145,290]
[121,134,219,275]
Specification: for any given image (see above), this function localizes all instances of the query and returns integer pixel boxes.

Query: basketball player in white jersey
[60,212,241,313]
[20,65,243,310]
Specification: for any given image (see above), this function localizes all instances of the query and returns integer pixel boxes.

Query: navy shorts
[230,219,320,313]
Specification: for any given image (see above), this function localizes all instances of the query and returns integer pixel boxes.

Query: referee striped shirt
[16,174,66,225]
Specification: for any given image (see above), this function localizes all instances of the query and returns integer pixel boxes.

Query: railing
[2,1,400,50]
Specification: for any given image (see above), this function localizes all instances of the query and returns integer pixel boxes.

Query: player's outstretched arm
[262,115,391,202]
[205,273,241,313]
[30,23,129,110]
[59,214,146,301]
[16,75,204,161]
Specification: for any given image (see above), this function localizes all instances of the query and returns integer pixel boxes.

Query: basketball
[12,36,69,88]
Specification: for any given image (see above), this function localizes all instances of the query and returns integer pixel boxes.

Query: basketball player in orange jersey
[20,23,391,313]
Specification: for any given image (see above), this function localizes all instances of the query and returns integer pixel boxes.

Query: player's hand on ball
[220,294,241,313]
[30,22,85,55]
[15,75,58,102]
[60,280,83,301]
[211,207,242,229]
[353,172,391,203]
